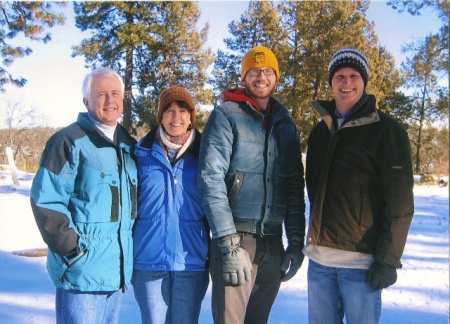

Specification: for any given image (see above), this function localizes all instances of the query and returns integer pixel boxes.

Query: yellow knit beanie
[241,46,280,81]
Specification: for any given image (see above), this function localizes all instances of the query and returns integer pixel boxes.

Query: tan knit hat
[241,46,280,81]
[157,86,196,124]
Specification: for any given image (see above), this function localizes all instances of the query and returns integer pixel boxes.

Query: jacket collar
[138,127,201,159]
[312,94,380,131]
[77,112,136,147]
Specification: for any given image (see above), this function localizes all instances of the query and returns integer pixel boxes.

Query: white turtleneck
[87,113,117,142]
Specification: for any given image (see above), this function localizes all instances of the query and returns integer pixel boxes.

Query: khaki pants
[210,233,284,324]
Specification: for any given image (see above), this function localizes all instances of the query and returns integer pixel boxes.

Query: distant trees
[0,97,55,172]
[388,0,448,174]
[0,1,66,91]
[387,0,448,64]
[210,1,280,106]
[0,2,65,171]
[1,0,447,175]
[0,126,59,172]
[401,34,448,173]
[72,1,214,132]
[207,0,447,175]
[210,0,401,140]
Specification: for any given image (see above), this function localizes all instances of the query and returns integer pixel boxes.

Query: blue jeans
[55,288,122,324]
[308,259,382,324]
[132,269,209,324]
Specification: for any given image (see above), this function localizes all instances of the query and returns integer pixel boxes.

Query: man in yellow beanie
[198,45,306,323]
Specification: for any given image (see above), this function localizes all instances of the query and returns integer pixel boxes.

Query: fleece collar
[222,88,271,114]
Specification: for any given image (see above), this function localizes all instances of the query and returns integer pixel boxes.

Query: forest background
[0,1,448,177]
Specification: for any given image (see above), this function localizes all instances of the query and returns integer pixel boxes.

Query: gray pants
[210,233,285,324]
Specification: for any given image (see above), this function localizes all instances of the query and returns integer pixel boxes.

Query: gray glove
[280,243,304,282]
[216,234,252,286]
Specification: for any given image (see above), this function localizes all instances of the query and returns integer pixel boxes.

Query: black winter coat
[305,94,414,269]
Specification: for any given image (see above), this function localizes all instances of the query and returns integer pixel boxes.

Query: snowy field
[0,168,448,323]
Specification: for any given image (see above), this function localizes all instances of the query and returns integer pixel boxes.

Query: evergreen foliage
[1,0,447,175]
[72,1,214,132]
[0,1,65,91]
[401,34,448,173]
[387,0,448,173]
[210,0,401,142]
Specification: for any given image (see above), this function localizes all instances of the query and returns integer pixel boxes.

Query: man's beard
[245,83,276,100]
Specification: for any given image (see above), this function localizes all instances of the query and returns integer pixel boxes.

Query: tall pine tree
[0,1,65,91]
[401,34,448,173]
[72,1,213,131]
[209,0,401,142]
[209,1,281,106]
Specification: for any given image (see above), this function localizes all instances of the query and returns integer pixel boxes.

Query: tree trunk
[415,86,427,174]
[123,46,133,131]
[122,11,134,131]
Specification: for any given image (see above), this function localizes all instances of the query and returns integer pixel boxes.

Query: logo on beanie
[254,51,265,65]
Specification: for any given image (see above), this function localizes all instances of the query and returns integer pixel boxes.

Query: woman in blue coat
[132,86,210,324]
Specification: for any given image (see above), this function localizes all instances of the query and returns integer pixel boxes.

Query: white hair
[82,68,124,99]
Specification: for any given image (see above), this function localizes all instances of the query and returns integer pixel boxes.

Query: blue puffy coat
[133,128,209,271]
[31,112,137,292]
[197,90,306,241]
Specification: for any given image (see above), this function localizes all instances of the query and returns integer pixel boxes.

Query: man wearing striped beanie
[303,47,414,323]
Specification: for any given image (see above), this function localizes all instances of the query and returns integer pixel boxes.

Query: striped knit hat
[328,48,369,88]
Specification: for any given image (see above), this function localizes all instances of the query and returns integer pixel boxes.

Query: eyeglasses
[248,68,275,76]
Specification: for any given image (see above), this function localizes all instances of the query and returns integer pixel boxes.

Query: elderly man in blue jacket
[198,46,306,324]
[30,68,137,324]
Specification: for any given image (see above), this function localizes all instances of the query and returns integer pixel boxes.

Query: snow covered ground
[0,168,448,323]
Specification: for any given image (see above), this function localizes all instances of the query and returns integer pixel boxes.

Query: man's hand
[281,244,304,282]
[216,234,252,286]
[365,261,397,290]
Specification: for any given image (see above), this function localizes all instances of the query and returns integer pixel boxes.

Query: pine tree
[0,1,65,91]
[209,0,401,142]
[387,0,448,74]
[72,1,213,131]
[209,1,281,106]
[401,34,448,173]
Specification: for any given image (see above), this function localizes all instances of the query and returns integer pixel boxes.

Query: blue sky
[0,1,443,128]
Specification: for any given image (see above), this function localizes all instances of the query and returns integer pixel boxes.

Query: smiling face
[83,75,124,126]
[331,67,365,115]
[242,66,277,109]
[161,101,192,137]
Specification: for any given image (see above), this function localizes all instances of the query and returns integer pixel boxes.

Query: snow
[0,168,448,323]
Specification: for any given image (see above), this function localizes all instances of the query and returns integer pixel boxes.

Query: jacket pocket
[59,249,89,287]
[228,171,244,207]
[126,168,138,220]
[72,168,121,223]
[110,184,119,221]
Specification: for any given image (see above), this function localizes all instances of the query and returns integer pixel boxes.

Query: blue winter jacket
[30,112,137,292]
[133,128,209,271]
[197,89,306,242]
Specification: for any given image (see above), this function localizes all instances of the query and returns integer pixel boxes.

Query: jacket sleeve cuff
[375,252,402,269]
[63,244,87,265]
